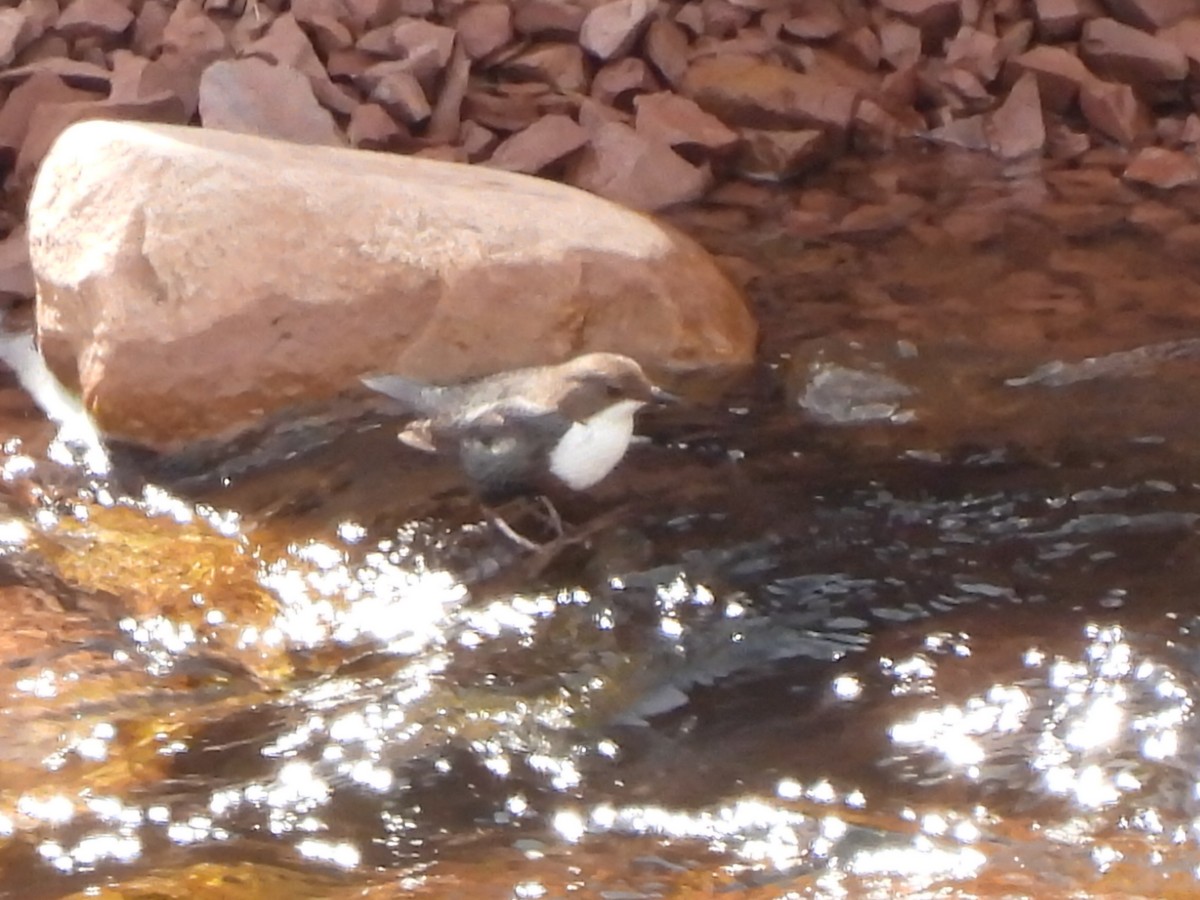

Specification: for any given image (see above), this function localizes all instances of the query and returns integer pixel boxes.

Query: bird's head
[559,353,678,414]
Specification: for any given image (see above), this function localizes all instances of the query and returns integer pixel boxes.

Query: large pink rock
[29,121,757,450]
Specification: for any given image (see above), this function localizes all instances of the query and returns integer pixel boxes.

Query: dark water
[1,149,1200,898]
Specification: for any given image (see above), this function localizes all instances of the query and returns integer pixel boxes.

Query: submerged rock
[28,120,757,451]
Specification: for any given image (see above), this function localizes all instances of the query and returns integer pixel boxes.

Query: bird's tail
[361,374,442,415]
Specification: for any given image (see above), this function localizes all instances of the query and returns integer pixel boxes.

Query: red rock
[997,19,1035,59]
[634,91,739,151]
[289,0,349,26]
[134,53,208,119]
[1104,0,1193,29]
[735,128,828,181]
[569,122,711,210]
[944,25,1001,81]
[592,57,657,107]
[706,179,775,209]
[782,0,844,40]
[307,15,355,56]
[246,13,357,115]
[107,48,148,101]
[513,0,586,38]
[0,57,112,93]
[580,0,655,60]
[427,42,470,142]
[1032,0,1083,39]
[0,9,28,66]
[327,48,374,79]
[577,95,630,132]
[389,18,456,70]
[56,0,135,41]
[644,18,690,86]
[357,23,395,54]
[1182,113,1200,143]
[132,0,168,55]
[1157,19,1200,77]
[499,43,588,93]
[1122,146,1200,188]
[1046,122,1091,158]
[841,25,882,69]
[1007,45,1092,111]
[455,2,512,59]
[199,58,344,145]
[1080,17,1188,82]
[928,113,990,149]
[1127,199,1189,233]
[361,62,431,125]
[879,18,922,68]
[675,2,705,34]
[0,227,34,303]
[682,55,859,135]
[487,113,588,172]
[938,66,993,109]
[700,0,751,36]
[14,93,187,186]
[0,73,98,159]
[347,102,404,148]
[463,88,541,131]
[853,98,920,150]
[881,62,919,106]
[1079,77,1148,144]
[880,0,960,34]
[162,0,227,58]
[459,119,498,159]
[987,71,1044,158]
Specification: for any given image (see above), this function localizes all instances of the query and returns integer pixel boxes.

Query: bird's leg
[532,494,564,537]
[483,504,543,551]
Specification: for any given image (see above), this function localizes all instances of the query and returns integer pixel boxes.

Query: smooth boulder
[28,120,757,450]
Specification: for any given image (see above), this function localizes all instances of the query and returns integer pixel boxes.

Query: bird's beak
[650,385,680,405]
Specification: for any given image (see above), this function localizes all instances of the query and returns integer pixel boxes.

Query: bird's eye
[604,383,623,399]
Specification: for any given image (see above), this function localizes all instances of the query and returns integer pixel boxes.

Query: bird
[361,353,676,547]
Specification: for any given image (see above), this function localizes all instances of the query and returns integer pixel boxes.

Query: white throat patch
[548,398,643,490]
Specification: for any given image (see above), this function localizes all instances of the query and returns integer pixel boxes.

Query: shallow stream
[1,148,1200,898]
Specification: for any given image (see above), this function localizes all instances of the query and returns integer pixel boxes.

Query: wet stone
[1122,146,1200,189]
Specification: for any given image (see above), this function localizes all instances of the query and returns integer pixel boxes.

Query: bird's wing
[455,399,572,492]
[361,374,442,416]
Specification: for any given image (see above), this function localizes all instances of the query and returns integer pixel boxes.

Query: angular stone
[30,121,755,448]
[580,0,655,60]
[455,2,512,59]
[1032,0,1083,40]
[1079,77,1148,144]
[427,42,470,142]
[1080,16,1188,82]
[682,55,859,135]
[927,113,990,150]
[245,13,356,116]
[782,0,844,40]
[1007,45,1092,111]
[1157,18,1200,77]
[389,17,456,70]
[1104,0,1194,29]
[841,25,882,69]
[0,227,35,302]
[633,91,739,151]
[499,43,588,93]
[463,88,542,131]
[347,102,403,148]
[513,0,586,38]
[199,58,344,145]
[880,0,960,34]
[569,121,711,210]
[987,71,1044,158]
[0,72,99,159]
[132,0,171,56]
[488,113,588,172]
[735,128,828,181]
[1122,146,1200,188]
[56,0,135,41]
[0,10,29,67]
[459,119,498,159]
[878,18,922,68]
[944,25,1002,82]
[644,18,690,87]
[362,62,431,125]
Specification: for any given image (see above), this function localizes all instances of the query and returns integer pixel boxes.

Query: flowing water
[1,148,1200,898]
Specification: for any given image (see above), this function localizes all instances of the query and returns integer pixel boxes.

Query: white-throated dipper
[362,353,676,545]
